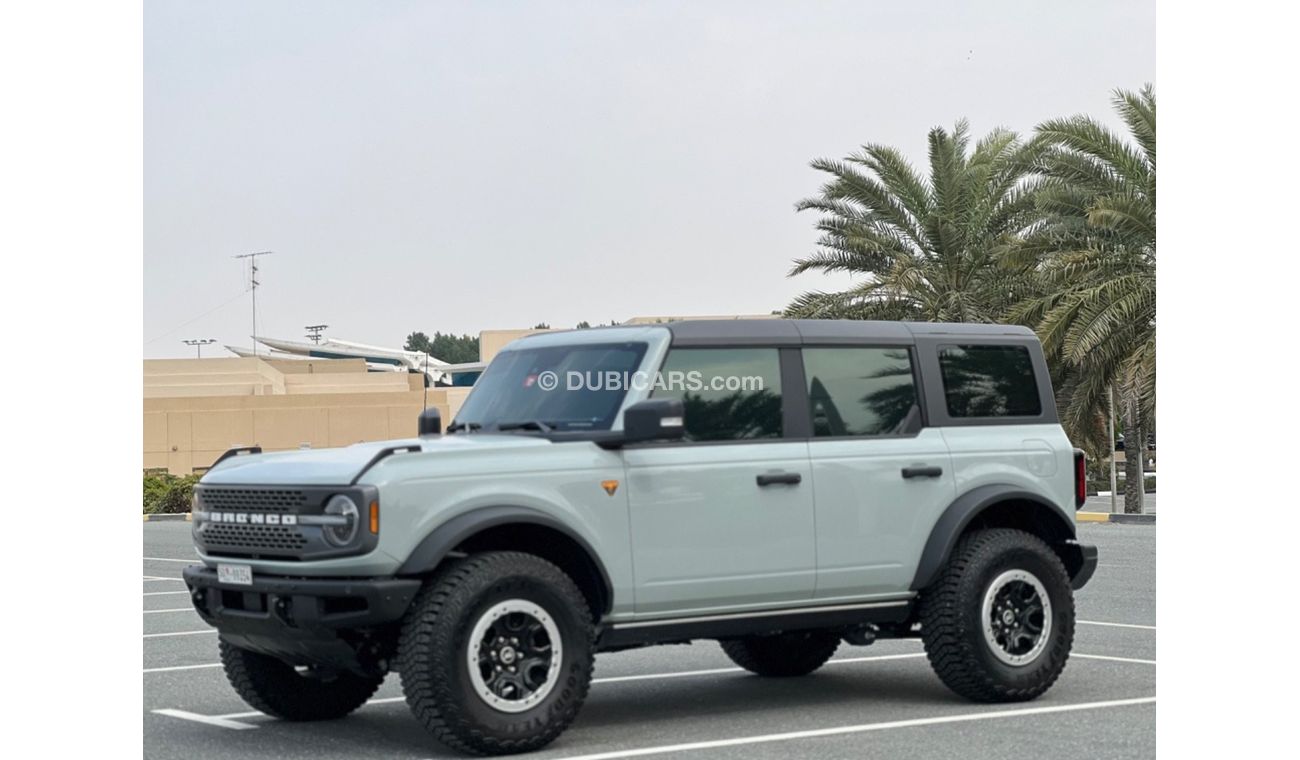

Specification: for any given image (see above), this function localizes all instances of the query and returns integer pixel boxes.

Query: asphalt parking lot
[144,521,1155,759]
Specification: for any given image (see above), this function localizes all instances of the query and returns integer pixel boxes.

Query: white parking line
[144,630,217,639]
[144,578,186,583]
[213,696,406,720]
[153,652,929,722]
[550,697,1157,760]
[152,709,256,730]
[145,557,198,563]
[151,649,1154,734]
[1073,653,1156,666]
[144,608,197,615]
[144,663,223,674]
[592,653,926,685]
[144,591,191,597]
[1078,619,1156,631]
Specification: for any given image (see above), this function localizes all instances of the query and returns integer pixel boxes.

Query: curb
[143,513,192,522]
[1077,512,1155,525]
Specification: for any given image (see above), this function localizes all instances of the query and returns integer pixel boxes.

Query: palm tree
[1011,85,1155,513]
[785,121,1042,322]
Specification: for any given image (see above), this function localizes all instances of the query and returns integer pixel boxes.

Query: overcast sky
[144,0,1154,358]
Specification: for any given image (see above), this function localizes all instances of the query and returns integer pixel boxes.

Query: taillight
[1073,449,1087,509]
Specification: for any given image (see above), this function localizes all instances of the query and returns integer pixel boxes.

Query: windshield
[451,341,648,432]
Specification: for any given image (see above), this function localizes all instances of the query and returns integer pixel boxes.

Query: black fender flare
[910,484,1077,592]
[396,505,614,615]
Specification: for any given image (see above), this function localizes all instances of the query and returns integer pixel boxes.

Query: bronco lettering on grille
[208,512,298,525]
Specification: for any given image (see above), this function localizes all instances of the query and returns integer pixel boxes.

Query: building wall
[479,328,554,363]
[622,313,779,324]
[144,357,469,474]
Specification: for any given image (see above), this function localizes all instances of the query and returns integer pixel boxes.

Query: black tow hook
[190,588,209,616]
[271,596,295,627]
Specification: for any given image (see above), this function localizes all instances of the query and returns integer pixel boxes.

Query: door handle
[756,472,802,486]
[901,466,943,479]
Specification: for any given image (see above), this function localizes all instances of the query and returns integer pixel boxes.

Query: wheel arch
[397,505,614,619]
[911,484,1079,592]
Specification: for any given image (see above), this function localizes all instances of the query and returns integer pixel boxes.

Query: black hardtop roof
[665,319,1036,347]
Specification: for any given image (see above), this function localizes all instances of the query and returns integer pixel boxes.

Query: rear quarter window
[938,345,1042,418]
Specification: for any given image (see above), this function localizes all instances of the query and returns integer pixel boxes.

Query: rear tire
[719,629,841,677]
[918,528,1075,702]
[396,551,595,756]
[219,640,382,721]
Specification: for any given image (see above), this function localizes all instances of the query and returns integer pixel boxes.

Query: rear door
[622,347,815,616]
[918,339,1076,519]
[802,346,956,599]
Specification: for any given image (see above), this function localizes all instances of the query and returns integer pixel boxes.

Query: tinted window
[651,348,782,441]
[454,342,647,431]
[939,345,1042,417]
[803,348,918,437]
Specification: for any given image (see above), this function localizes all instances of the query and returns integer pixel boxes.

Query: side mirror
[622,399,685,444]
[418,407,442,436]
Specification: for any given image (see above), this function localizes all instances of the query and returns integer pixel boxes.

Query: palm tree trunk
[1121,391,1145,514]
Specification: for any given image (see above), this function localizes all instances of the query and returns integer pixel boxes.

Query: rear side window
[939,345,1042,418]
[650,348,782,441]
[802,348,918,437]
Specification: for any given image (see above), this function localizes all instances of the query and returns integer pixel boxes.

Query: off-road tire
[918,528,1075,703]
[218,640,383,720]
[396,551,595,756]
[719,629,841,677]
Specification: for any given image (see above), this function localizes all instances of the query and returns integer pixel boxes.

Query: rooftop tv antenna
[233,251,274,356]
[305,324,328,344]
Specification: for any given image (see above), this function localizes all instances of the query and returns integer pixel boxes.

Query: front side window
[803,347,918,437]
[650,348,782,441]
[453,342,647,431]
[939,345,1042,418]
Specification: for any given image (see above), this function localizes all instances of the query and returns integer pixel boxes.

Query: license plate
[217,563,253,586]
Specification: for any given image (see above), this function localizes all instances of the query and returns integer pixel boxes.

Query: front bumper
[182,565,421,672]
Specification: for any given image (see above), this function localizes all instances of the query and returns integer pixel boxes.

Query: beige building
[144,327,553,475]
[145,320,766,474]
[622,313,779,324]
[143,357,468,475]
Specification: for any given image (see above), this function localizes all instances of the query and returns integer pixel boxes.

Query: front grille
[199,488,308,513]
[193,483,376,561]
[202,522,308,552]
[196,486,316,559]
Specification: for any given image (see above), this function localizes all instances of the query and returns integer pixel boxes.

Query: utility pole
[305,324,328,344]
[423,351,430,411]
[182,338,216,358]
[234,251,274,356]
[1108,385,1119,514]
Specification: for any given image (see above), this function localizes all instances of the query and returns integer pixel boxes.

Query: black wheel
[218,640,382,721]
[396,551,595,756]
[719,629,841,677]
[918,528,1075,702]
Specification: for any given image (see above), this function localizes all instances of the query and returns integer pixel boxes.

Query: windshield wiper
[495,420,555,433]
[445,421,482,434]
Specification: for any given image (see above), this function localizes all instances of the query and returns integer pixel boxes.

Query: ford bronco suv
[183,319,1097,755]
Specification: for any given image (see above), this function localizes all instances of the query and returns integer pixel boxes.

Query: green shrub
[143,473,200,514]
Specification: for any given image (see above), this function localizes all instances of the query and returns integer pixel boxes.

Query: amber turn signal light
[369,501,379,534]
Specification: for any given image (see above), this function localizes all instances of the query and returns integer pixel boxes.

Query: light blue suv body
[184,319,1097,754]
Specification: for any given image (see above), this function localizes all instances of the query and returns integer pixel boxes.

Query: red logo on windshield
[523,374,537,388]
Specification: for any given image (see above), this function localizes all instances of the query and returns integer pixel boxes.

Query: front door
[623,347,815,616]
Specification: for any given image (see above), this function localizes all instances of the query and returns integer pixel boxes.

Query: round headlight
[323,494,360,546]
